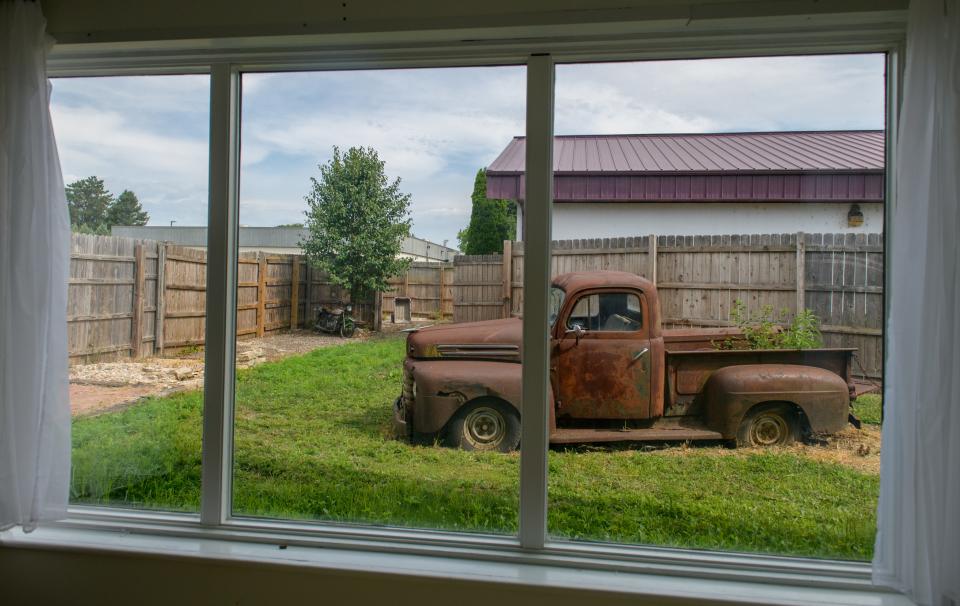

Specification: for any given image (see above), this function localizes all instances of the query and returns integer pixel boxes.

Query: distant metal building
[486,130,885,238]
[111,226,459,263]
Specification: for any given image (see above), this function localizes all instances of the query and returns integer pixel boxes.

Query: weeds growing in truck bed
[71,335,878,560]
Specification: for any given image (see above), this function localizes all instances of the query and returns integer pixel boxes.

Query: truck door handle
[632,348,649,361]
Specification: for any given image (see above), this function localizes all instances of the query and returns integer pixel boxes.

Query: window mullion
[201,63,241,526]
[518,53,555,550]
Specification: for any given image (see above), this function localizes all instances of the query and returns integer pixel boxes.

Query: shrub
[716,300,823,350]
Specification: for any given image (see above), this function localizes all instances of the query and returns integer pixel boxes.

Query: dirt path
[70,384,168,416]
[68,329,380,417]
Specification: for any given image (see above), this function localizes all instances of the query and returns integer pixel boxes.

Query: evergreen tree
[301,146,412,299]
[66,176,113,233]
[106,189,149,227]
[457,169,516,255]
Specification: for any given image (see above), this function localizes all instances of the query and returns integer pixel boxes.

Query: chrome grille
[401,366,415,417]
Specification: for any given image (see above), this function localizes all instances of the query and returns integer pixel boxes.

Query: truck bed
[664,346,856,416]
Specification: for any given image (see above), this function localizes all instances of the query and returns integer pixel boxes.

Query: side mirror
[564,324,586,345]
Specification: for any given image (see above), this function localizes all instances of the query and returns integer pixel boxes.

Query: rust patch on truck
[702,363,851,438]
[556,346,648,418]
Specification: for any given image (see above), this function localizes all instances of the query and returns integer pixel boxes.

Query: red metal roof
[486,130,885,203]
[488,131,884,174]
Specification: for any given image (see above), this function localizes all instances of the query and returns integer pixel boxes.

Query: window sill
[1,519,913,606]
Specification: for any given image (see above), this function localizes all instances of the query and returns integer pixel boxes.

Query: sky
[50,53,885,247]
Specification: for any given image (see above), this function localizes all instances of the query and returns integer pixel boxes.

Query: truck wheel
[737,404,800,447]
[447,400,520,453]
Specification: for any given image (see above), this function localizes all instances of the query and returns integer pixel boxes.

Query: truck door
[554,290,652,419]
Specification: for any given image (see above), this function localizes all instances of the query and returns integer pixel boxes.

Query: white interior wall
[0,544,743,606]
[3,2,904,604]
[41,0,908,45]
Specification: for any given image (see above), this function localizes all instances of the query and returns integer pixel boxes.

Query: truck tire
[446,399,520,453]
[736,403,800,447]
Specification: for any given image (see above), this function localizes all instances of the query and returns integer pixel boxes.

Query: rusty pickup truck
[394,271,859,451]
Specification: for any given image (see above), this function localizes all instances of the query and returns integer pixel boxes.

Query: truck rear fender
[701,364,850,438]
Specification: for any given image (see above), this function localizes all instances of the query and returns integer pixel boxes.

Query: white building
[111,226,460,263]
[486,131,884,239]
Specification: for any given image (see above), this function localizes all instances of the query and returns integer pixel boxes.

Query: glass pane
[547,54,885,560]
[52,75,210,512]
[568,293,642,331]
[231,66,526,533]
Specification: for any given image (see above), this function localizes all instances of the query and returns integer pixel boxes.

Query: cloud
[238,196,309,226]
[52,105,208,179]
[50,100,210,227]
[51,55,885,244]
[555,54,885,134]
[241,68,526,183]
[556,77,718,134]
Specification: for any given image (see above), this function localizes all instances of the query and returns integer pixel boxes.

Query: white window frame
[39,18,905,600]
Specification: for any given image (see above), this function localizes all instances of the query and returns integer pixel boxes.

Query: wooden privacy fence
[382,262,455,321]
[68,233,379,364]
[70,232,883,378]
[69,234,161,362]
[453,233,884,380]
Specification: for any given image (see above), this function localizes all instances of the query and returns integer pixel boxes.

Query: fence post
[647,233,657,284]
[502,240,513,318]
[289,256,300,330]
[796,231,806,314]
[374,291,383,331]
[257,251,267,337]
[445,265,453,319]
[131,243,146,358]
[437,263,445,320]
[303,259,312,328]
[156,243,166,355]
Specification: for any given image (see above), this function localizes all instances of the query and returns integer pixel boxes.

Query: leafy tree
[66,177,149,233]
[457,169,516,255]
[106,189,149,227]
[301,146,412,300]
[66,176,113,233]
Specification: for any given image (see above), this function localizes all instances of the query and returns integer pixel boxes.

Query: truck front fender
[702,364,850,439]
[406,359,543,436]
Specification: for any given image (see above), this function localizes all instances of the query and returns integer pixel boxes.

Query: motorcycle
[314,302,357,338]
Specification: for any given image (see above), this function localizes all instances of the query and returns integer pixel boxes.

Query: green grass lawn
[853,393,883,425]
[71,335,879,561]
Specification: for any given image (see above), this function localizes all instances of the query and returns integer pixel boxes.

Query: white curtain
[873,1,960,604]
[0,1,72,530]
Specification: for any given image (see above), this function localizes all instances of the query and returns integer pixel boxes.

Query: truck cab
[550,271,665,423]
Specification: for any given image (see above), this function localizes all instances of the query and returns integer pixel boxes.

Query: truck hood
[406,318,521,361]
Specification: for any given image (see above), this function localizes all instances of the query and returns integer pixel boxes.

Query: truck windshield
[549,286,565,327]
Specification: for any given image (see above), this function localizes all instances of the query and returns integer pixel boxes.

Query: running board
[550,427,724,444]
